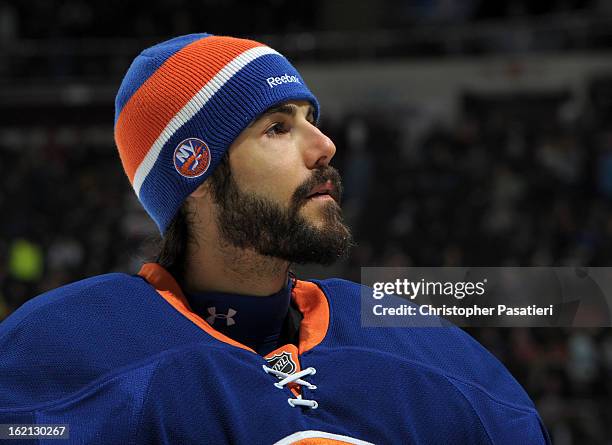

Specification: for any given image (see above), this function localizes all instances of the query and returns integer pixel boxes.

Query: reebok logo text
[266,74,301,88]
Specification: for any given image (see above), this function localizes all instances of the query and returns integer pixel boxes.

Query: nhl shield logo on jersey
[265,351,297,375]
[173,137,211,178]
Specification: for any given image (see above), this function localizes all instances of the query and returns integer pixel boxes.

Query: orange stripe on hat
[115,36,264,184]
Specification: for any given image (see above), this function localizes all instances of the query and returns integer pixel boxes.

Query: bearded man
[0,34,549,445]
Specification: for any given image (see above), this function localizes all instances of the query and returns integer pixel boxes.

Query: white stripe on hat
[133,45,281,196]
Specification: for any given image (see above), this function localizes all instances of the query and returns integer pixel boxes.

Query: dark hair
[153,153,230,284]
[155,203,192,284]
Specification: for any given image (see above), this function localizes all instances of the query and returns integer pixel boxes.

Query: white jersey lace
[262,365,318,409]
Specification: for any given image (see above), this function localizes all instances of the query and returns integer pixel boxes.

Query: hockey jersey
[0,263,550,444]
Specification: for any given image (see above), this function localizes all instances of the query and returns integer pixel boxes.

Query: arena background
[2,1,612,443]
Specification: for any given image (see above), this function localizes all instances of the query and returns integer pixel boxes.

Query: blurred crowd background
[2,0,612,443]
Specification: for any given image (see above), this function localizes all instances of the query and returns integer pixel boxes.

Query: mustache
[291,166,343,208]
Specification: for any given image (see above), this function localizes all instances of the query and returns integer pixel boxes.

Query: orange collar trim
[137,263,330,355]
[291,278,330,354]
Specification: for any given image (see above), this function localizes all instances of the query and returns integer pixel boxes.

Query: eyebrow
[248,103,315,127]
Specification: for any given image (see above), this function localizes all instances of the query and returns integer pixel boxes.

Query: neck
[182,234,291,297]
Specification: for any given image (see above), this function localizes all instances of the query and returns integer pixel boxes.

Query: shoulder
[0,272,153,337]
[311,278,538,411]
[0,272,208,409]
[310,278,549,442]
[1,272,140,328]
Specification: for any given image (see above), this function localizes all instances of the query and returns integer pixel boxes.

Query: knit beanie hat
[114,33,320,234]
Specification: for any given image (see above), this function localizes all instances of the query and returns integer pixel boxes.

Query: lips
[306,180,335,199]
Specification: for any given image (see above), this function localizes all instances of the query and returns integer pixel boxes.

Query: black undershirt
[186,278,303,356]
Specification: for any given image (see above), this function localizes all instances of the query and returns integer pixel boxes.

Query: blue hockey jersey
[0,263,550,444]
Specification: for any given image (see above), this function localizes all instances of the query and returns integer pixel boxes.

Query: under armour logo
[206,307,237,326]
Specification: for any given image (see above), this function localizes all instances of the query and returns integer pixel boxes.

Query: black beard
[209,165,354,265]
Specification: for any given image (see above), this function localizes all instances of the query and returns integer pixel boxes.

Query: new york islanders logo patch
[173,137,211,178]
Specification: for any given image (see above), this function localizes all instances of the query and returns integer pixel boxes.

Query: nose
[303,124,337,168]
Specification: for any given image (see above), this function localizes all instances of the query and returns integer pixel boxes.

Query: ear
[189,181,209,199]
[184,180,214,225]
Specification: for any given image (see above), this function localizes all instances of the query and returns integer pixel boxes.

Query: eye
[265,122,289,137]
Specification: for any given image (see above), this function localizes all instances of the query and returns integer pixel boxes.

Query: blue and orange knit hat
[114,33,320,234]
